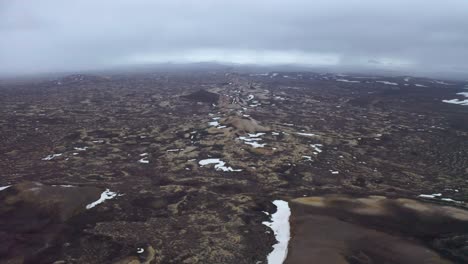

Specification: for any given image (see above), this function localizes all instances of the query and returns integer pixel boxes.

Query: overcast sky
[1,0,468,77]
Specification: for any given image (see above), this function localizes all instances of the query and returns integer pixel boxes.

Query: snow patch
[198,158,242,172]
[249,133,266,137]
[74,147,88,151]
[138,157,149,164]
[262,200,291,264]
[310,144,323,155]
[0,185,11,191]
[336,79,360,83]
[376,81,398,86]
[167,149,184,152]
[418,193,464,204]
[208,121,220,126]
[434,80,452,85]
[296,132,316,137]
[41,153,63,161]
[442,99,468,106]
[239,133,266,148]
[86,189,119,209]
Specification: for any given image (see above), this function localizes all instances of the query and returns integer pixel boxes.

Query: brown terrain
[0,70,467,263]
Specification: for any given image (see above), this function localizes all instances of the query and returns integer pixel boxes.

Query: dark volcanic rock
[182,89,220,104]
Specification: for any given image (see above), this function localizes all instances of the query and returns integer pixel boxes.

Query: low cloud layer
[1,0,468,77]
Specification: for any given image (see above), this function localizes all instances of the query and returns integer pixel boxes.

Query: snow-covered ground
[238,133,267,148]
[208,116,227,129]
[74,147,88,151]
[199,158,242,172]
[41,153,63,161]
[138,155,149,163]
[433,80,452,85]
[86,189,119,209]
[443,99,468,106]
[376,81,398,86]
[442,92,468,106]
[208,120,219,126]
[262,200,291,264]
[336,79,360,83]
[310,144,323,155]
[418,193,464,204]
[0,185,11,191]
[296,132,316,137]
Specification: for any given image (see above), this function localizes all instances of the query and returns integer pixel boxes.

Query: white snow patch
[41,153,63,161]
[167,149,183,152]
[74,147,88,151]
[376,81,398,86]
[440,198,464,204]
[331,171,339,174]
[247,95,255,101]
[442,99,468,106]
[434,80,452,85]
[310,144,323,154]
[138,157,149,164]
[244,141,267,148]
[208,121,220,126]
[0,185,11,191]
[418,193,464,204]
[418,194,437,199]
[296,132,316,137]
[86,189,119,209]
[262,200,291,264]
[336,79,360,83]
[239,137,261,142]
[198,158,242,172]
[239,133,266,148]
[456,92,468,97]
[415,84,427,87]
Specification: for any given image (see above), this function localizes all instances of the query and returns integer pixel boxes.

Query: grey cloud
[1,0,468,77]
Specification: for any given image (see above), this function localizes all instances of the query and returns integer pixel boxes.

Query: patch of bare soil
[287,195,468,263]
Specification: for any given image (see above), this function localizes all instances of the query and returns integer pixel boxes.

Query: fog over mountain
[1,0,468,78]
